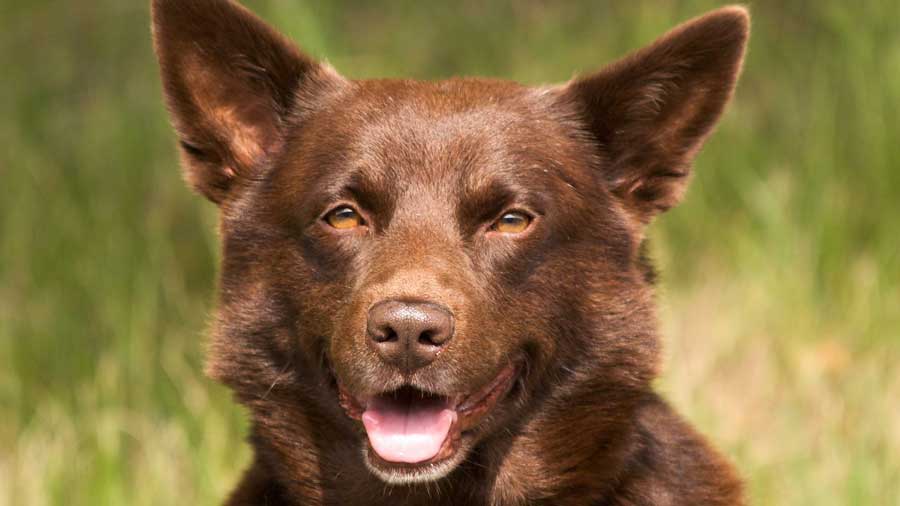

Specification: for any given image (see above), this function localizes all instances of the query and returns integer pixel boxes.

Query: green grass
[2,1,898,504]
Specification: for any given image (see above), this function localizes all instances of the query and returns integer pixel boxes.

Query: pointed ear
[562,6,749,222]
[151,0,345,204]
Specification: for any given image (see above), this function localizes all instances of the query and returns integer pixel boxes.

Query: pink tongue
[362,395,456,464]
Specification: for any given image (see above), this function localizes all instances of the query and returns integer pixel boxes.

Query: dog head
[152,0,748,489]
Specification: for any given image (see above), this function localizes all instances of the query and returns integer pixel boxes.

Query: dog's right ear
[152,0,345,204]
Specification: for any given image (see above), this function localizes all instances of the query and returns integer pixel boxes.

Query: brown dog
[151,1,749,504]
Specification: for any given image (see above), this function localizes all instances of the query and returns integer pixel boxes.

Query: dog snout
[366,300,454,372]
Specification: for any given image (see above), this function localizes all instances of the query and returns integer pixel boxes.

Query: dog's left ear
[562,6,749,222]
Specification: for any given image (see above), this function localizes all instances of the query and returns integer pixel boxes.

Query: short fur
[151,1,750,504]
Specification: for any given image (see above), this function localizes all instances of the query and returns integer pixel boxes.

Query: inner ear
[561,6,749,221]
[152,0,346,204]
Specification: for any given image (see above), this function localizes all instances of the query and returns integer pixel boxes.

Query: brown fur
[151,1,749,504]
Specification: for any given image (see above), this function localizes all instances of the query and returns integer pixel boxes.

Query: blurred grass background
[2,0,898,504]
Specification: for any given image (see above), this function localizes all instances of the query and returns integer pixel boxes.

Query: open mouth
[339,363,518,471]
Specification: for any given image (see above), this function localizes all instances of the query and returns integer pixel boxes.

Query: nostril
[418,330,438,347]
[372,325,398,343]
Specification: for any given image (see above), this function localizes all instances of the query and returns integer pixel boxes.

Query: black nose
[367,300,454,372]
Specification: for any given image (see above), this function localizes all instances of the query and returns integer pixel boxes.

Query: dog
[151,1,749,504]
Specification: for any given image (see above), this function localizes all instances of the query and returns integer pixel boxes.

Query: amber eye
[491,211,532,234]
[325,206,364,230]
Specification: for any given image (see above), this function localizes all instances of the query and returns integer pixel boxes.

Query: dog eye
[325,206,365,230]
[491,211,532,234]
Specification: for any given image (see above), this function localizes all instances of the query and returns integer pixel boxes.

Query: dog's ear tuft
[563,6,749,222]
[151,0,345,204]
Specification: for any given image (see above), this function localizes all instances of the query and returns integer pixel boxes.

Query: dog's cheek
[327,297,393,395]
[508,247,603,374]
[286,246,361,367]
[219,218,355,371]
[288,240,380,394]
[466,232,567,348]
[444,277,549,389]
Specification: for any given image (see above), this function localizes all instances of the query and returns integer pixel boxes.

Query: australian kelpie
[152,1,750,504]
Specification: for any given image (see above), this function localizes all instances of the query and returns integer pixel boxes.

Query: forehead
[304,79,575,181]
[268,77,600,219]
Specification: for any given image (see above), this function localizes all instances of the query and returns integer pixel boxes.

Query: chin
[361,439,472,485]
